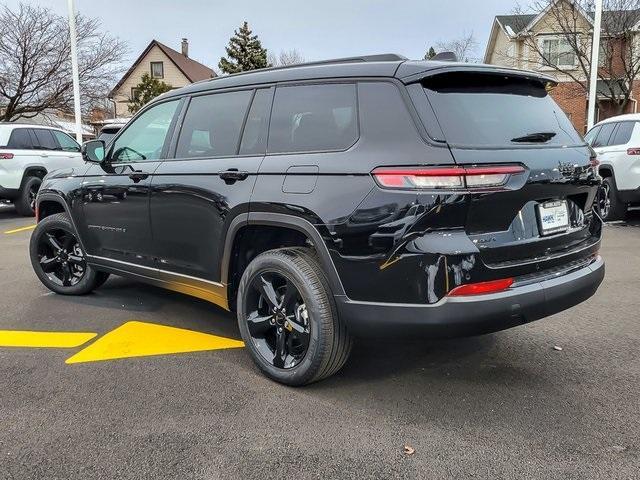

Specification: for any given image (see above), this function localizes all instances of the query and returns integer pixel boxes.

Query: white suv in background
[0,124,84,216]
[585,114,640,221]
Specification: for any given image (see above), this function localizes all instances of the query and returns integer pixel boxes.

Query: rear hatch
[414,70,601,276]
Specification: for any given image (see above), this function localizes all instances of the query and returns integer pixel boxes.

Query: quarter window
[268,83,358,154]
[239,89,272,155]
[176,90,253,158]
[151,61,164,79]
[51,130,80,152]
[111,100,179,162]
[6,129,33,149]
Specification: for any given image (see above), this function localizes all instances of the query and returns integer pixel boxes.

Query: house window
[542,37,576,68]
[151,61,164,79]
[131,87,140,101]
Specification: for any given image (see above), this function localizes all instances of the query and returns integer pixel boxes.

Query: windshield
[421,72,583,148]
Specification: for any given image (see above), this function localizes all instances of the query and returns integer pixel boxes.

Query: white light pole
[587,0,604,131]
[67,0,83,144]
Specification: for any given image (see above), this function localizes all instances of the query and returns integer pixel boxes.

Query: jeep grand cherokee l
[29,55,605,385]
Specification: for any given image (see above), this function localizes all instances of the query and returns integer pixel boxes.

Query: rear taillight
[0,152,14,159]
[627,148,640,155]
[448,278,514,297]
[372,165,525,190]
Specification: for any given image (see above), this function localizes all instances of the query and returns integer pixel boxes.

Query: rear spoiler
[397,62,558,88]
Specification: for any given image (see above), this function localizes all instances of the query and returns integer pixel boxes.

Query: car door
[30,128,69,172]
[50,129,83,167]
[591,122,618,165]
[150,87,272,291]
[78,99,181,271]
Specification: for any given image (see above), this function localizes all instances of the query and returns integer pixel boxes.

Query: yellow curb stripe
[4,224,36,234]
[0,330,97,348]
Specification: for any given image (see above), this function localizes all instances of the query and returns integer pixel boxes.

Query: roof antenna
[432,51,458,62]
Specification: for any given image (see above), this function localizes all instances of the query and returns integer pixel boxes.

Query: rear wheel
[14,177,41,217]
[237,248,352,386]
[29,213,105,295]
[600,176,627,221]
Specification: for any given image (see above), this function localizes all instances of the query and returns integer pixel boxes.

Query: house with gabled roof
[109,39,215,117]
[485,0,640,133]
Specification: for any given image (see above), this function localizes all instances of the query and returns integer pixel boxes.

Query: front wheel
[599,177,627,221]
[29,213,107,295]
[237,248,352,386]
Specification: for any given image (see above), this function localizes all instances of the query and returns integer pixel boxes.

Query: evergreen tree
[218,21,269,74]
[128,73,172,114]
[424,46,437,60]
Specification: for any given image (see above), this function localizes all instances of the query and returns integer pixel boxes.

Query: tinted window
[421,73,582,147]
[584,125,601,145]
[7,129,33,149]
[268,84,358,154]
[610,121,635,146]
[111,100,179,162]
[32,129,60,150]
[51,130,80,152]
[176,91,252,158]
[592,122,616,148]
[239,89,272,155]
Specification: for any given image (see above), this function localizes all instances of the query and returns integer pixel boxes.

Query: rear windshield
[421,72,583,148]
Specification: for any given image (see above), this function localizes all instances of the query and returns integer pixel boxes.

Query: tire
[600,176,627,221]
[237,247,352,386]
[14,176,41,217]
[94,271,111,289]
[29,213,104,295]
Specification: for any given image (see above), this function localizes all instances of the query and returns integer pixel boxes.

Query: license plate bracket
[536,200,569,236]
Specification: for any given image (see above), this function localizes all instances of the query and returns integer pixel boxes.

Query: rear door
[150,87,272,288]
[31,128,69,172]
[416,71,600,272]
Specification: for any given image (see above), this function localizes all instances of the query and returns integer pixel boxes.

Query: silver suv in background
[585,114,640,220]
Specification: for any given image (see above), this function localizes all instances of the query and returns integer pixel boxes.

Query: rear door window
[7,129,33,149]
[176,90,253,158]
[32,129,60,151]
[609,121,635,146]
[268,83,358,154]
[592,122,616,148]
[420,72,582,147]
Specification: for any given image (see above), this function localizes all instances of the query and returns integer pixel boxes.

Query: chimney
[181,38,188,57]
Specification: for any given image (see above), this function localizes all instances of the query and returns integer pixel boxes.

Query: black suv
[29,55,605,385]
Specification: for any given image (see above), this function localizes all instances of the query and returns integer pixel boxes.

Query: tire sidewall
[16,177,41,216]
[602,176,625,221]
[237,252,330,385]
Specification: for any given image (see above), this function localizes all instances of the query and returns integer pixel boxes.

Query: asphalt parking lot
[0,203,638,480]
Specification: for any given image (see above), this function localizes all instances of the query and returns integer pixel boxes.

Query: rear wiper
[511,132,557,143]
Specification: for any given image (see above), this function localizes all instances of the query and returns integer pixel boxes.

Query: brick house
[109,39,215,117]
[484,0,640,133]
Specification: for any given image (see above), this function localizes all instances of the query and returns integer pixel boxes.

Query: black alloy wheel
[29,213,109,295]
[599,180,611,220]
[37,228,87,287]
[245,272,311,369]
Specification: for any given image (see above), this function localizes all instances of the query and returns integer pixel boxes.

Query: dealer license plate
[537,200,569,236]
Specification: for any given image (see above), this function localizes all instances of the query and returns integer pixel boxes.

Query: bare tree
[436,32,479,62]
[268,49,306,67]
[0,2,127,122]
[509,0,640,115]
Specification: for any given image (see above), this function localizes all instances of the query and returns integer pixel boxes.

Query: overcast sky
[13,0,521,70]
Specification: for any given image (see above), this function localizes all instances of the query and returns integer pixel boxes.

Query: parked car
[0,123,84,216]
[97,123,125,145]
[29,55,604,385]
[584,114,640,220]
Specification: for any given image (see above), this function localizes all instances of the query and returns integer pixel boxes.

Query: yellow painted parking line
[65,321,244,364]
[0,330,97,348]
[4,224,36,234]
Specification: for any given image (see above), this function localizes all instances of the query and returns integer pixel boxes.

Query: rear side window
[51,130,80,152]
[32,129,60,150]
[176,90,253,158]
[239,89,272,155]
[609,121,635,146]
[7,129,33,149]
[268,83,358,154]
[421,72,582,147]
[592,122,616,148]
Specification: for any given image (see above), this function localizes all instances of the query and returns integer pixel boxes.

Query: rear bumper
[335,256,605,338]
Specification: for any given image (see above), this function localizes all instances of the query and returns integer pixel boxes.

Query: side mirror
[81,140,106,163]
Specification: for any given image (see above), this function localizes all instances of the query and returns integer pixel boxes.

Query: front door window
[110,100,179,163]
